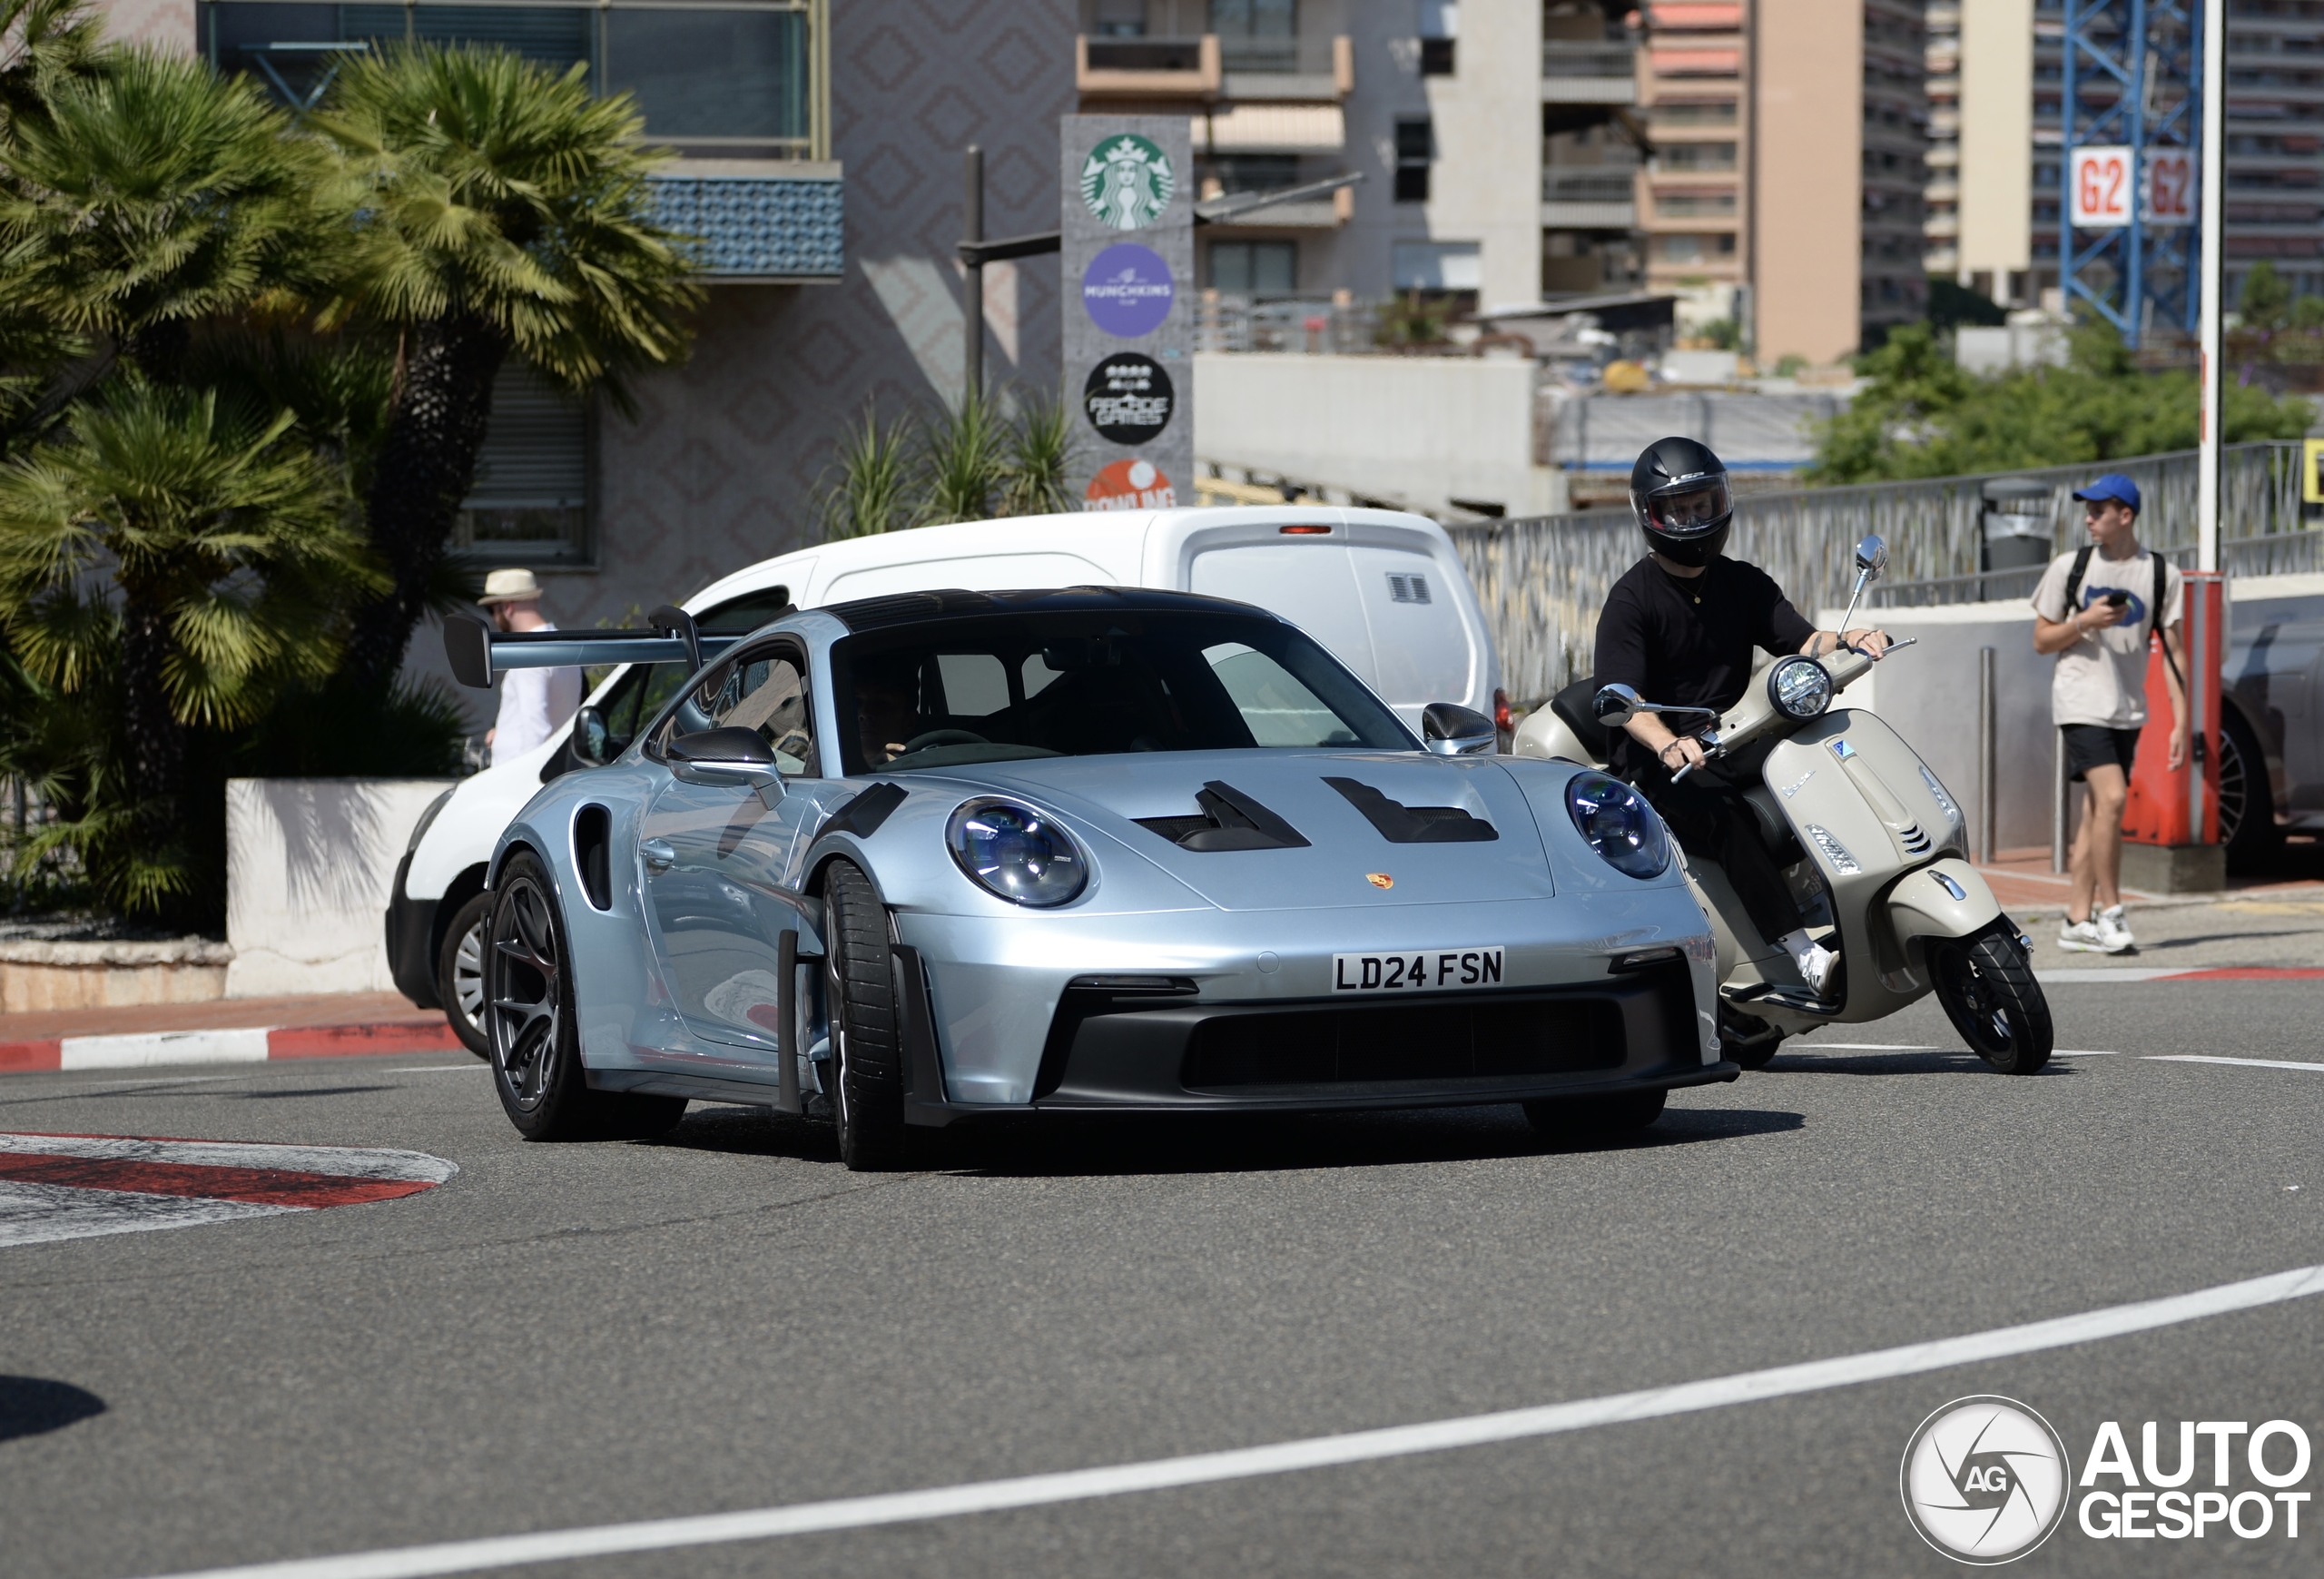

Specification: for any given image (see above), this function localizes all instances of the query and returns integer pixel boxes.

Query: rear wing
[443,603,751,689]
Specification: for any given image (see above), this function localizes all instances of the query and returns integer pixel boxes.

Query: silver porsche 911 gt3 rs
[462,587,1734,1169]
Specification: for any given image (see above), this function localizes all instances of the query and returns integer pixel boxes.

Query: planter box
[0,938,233,1013]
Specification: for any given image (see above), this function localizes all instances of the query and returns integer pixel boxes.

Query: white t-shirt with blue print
[2031,547,2183,728]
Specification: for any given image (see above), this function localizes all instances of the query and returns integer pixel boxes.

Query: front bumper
[384,854,441,1011]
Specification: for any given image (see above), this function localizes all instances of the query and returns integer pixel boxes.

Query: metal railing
[1450,442,2312,703]
[1542,172,1638,202]
[1541,43,1637,76]
[1195,296,1380,354]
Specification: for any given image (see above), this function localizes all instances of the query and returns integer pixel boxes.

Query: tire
[1719,1004,1785,1071]
[435,890,495,1060]
[1929,926,2053,1075]
[486,851,687,1140]
[2219,706,2282,875]
[822,860,911,1171]
[1523,1086,1667,1142]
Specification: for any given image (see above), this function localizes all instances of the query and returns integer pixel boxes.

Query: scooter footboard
[1885,858,2004,956]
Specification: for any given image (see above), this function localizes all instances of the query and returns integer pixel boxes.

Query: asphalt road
[5,977,2322,1578]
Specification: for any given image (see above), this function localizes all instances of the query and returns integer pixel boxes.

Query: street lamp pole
[2197,0,2225,571]
[963,144,984,407]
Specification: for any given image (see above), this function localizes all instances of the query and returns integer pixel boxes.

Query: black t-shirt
[1593,555,1816,782]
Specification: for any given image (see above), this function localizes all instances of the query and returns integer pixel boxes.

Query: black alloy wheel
[436,890,495,1059]
[1523,1086,1667,1143]
[821,860,911,1171]
[486,851,684,1140]
[1929,926,2053,1075]
[2218,708,2281,873]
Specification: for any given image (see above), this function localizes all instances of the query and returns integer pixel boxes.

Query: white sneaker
[1778,929,1838,996]
[2096,905,2135,952]
[2058,918,2110,953]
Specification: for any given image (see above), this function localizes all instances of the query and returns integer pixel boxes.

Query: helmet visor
[1643,476,1732,536]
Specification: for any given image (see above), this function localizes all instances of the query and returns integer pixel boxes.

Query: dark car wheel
[2219,707,2281,874]
[1929,926,2052,1075]
[487,851,686,1141]
[436,890,495,1060]
[1524,1087,1667,1142]
[822,859,911,1171]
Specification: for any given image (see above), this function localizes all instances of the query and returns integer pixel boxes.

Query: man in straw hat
[478,568,582,766]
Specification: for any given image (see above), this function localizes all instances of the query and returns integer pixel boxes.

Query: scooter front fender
[1885,858,2002,951]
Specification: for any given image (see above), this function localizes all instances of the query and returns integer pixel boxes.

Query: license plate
[1332,947,1505,992]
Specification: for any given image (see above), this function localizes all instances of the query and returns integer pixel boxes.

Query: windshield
[832,610,1414,775]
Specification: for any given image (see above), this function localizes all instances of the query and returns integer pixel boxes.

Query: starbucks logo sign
[1079,134,1177,231]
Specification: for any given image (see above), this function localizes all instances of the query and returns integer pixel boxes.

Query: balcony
[1541,171,1639,228]
[1542,42,1638,104]
[1222,34,1354,101]
[1078,34,1221,98]
[649,162,843,281]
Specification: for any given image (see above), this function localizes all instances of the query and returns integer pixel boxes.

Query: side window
[651,645,819,775]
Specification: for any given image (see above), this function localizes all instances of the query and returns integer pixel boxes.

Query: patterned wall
[579,0,1077,631]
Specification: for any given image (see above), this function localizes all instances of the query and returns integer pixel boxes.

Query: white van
[387,504,1502,1051]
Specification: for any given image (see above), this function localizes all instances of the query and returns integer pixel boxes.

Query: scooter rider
[1594,437,1893,997]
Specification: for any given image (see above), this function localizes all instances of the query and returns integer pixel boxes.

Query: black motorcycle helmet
[1630,436,1734,567]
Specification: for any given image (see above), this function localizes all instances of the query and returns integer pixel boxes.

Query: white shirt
[2029,548,2183,729]
[491,621,583,765]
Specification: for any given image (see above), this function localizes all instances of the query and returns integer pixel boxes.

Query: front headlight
[1564,773,1670,879]
[1767,656,1835,721]
[947,798,1087,907]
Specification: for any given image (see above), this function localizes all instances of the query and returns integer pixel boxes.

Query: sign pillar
[1061,115,1193,512]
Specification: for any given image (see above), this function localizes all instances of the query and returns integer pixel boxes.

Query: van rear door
[1345,540,1478,716]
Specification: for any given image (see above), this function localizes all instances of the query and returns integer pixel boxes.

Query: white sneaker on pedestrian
[2058,918,2110,953]
[2097,905,2135,952]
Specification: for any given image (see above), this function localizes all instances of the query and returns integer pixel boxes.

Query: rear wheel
[1930,926,2053,1075]
[822,860,911,1171]
[487,851,686,1140]
[1524,1087,1667,1142]
[436,890,494,1060]
[2219,707,2281,874]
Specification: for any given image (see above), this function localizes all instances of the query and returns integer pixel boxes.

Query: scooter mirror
[1592,683,1642,726]
[1855,535,1890,578]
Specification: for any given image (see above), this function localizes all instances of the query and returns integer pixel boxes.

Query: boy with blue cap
[2030,473,2189,953]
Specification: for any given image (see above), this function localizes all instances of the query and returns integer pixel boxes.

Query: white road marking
[149,1261,2324,1579]
[0,1181,294,1247]
[0,1133,457,1182]
[2146,1054,2324,1072]
[1788,1042,1939,1051]
[2053,1050,2120,1056]
[2039,967,2187,982]
[58,1029,271,1070]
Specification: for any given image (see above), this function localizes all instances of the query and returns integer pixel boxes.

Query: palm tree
[0,382,379,907]
[311,45,702,690]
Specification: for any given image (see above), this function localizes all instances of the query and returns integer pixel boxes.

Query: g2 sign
[2072,145,2133,229]
[2144,150,2194,226]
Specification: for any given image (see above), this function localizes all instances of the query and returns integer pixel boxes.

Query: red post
[2122,570,2222,847]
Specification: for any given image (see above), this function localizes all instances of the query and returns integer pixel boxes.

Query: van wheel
[436,890,495,1060]
[1930,926,2053,1075]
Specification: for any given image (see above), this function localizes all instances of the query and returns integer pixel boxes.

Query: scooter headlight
[1768,656,1835,721]
[947,798,1087,907]
[1565,773,1670,879]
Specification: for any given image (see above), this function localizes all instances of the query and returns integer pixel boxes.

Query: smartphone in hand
[2104,591,2131,607]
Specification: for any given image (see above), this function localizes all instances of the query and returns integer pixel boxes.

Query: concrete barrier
[0,939,234,1013]
[225,779,457,999]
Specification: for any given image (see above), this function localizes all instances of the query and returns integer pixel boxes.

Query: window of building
[1210,0,1295,72]
[1209,240,1297,295]
[1653,141,1738,173]
[455,360,592,567]
[1092,0,1147,36]
[1213,153,1300,194]
[1391,240,1480,291]
[1419,0,1456,73]
[1394,116,1434,202]
[1654,232,1736,264]
[199,0,824,158]
[1652,100,1736,125]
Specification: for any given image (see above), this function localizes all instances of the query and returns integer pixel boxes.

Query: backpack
[2063,544,2182,694]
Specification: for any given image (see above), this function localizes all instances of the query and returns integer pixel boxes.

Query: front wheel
[1929,926,2053,1074]
[822,860,911,1171]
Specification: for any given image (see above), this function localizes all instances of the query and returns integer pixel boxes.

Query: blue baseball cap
[2073,473,2141,511]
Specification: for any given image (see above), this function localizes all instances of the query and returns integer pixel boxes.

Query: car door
[638,639,844,1057]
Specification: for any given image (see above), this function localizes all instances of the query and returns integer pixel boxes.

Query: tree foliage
[813,390,1088,538]
[1806,322,2314,485]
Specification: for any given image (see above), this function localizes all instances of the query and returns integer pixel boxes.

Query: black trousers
[1640,773,1805,948]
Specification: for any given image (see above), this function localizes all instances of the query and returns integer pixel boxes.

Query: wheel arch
[429,862,492,973]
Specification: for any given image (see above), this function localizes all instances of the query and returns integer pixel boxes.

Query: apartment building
[1637,2,1746,318]
[1755,0,1929,363]
[1953,0,2324,313]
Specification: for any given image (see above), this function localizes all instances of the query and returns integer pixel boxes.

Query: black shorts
[2063,723,2142,783]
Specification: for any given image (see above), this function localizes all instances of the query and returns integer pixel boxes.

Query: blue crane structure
[2060,0,2203,348]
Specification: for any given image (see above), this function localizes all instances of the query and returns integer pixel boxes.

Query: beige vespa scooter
[1513,536,2053,1073]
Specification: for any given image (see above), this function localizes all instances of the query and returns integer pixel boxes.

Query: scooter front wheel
[1930,927,2053,1074]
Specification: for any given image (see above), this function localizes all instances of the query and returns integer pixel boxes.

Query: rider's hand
[1844,627,1891,658]
[1658,736,1708,773]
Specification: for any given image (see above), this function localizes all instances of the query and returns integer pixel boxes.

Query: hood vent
[1136,780,1311,852]
[1324,777,1498,844]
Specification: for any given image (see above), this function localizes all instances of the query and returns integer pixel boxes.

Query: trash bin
[1979,476,2055,601]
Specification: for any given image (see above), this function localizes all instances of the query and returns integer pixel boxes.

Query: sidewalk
[0,990,465,1072]
[1974,841,2324,915]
